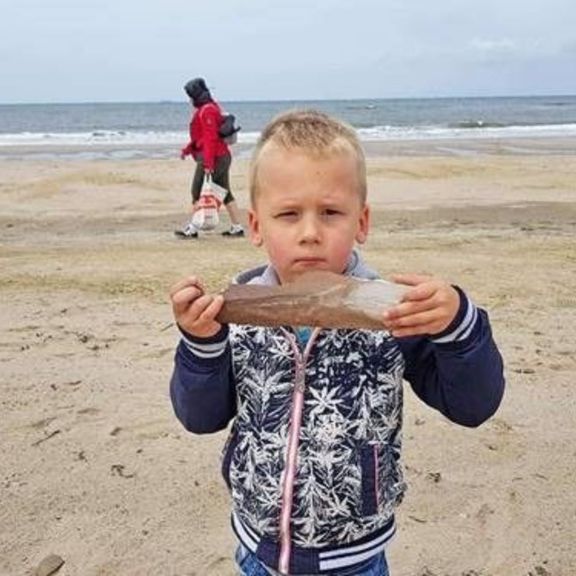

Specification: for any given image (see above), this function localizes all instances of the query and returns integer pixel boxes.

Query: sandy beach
[1,139,575,576]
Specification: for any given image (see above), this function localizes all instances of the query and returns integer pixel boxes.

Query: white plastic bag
[191,175,225,231]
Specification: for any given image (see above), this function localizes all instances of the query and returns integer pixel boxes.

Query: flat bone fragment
[217,270,406,329]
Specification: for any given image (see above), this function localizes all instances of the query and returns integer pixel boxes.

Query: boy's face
[249,144,370,284]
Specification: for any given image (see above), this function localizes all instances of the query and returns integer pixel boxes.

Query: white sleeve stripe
[456,306,478,341]
[182,338,227,358]
[432,296,477,343]
[186,348,226,359]
[182,336,226,352]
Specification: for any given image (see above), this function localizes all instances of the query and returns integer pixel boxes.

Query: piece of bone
[216,270,406,330]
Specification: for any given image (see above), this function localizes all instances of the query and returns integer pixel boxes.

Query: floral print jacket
[170,252,505,574]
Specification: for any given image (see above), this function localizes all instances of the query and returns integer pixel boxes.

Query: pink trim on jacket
[278,327,321,575]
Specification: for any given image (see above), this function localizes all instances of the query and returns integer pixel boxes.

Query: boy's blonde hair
[249,109,367,205]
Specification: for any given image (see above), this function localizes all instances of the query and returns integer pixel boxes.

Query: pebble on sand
[35,554,65,576]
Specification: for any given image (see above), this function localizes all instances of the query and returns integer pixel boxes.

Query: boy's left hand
[383,273,460,338]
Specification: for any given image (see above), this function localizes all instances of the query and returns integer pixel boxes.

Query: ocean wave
[448,121,507,129]
[0,130,184,146]
[356,123,576,141]
[1,124,575,154]
[0,130,262,148]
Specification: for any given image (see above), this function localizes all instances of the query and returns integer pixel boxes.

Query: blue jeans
[235,546,390,576]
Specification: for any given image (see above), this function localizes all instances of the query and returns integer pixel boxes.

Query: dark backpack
[219,113,241,145]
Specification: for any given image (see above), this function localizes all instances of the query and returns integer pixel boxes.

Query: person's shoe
[222,225,244,237]
[174,224,198,238]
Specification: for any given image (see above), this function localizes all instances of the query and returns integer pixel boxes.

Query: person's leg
[235,545,389,576]
[190,158,205,210]
[212,154,244,236]
[224,200,243,228]
[235,546,273,576]
[175,160,204,238]
[354,551,389,576]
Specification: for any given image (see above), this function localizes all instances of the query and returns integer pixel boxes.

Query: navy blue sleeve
[397,289,505,427]
[170,325,237,434]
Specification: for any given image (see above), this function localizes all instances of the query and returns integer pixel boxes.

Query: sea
[1,95,575,160]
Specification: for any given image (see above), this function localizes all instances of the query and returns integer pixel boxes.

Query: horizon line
[1,92,576,107]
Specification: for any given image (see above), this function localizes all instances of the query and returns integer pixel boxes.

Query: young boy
[169,110,505,576]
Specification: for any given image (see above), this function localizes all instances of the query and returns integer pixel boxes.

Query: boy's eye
[322,208,343,216]
[275,210,298,218]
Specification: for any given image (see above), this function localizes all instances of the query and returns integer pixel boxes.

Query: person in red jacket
[176,78,244,238]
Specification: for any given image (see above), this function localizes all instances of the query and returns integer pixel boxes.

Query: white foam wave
[0,130,184,147]
[0,124,575,152]
[357,123,576,141]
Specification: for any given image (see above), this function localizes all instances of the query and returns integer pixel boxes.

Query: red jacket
[181,101,229,171]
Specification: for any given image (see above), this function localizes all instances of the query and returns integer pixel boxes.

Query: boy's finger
[384,308,440,329]
[391,273,432,287]
[171,285,203,310]
[169,276,199,297]
[400,282,438,303]
[186,294,218,319]
[198,295,225,323]
[172,292,210,324]
[384,298,436,320]
[389,324,435,338]
[169,276,204,299]
[188,295,224,331]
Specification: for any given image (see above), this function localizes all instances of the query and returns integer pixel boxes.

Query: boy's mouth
[293,257,326,267]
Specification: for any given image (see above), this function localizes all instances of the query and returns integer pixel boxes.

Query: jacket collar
[233,249,379,287]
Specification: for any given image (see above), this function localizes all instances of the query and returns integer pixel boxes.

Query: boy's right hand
[169,276,224,338]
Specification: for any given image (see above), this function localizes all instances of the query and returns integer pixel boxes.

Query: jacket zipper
[278,328,320,575]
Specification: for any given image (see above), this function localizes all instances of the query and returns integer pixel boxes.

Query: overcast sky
[2,0,575,103]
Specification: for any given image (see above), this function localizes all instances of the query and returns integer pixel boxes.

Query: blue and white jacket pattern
[170,252,505,575]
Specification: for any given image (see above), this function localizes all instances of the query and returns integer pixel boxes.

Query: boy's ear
[355,204,370,244]
[248,210,263,246]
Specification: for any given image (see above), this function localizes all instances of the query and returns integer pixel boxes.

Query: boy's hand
[383,274,460,338]
[169,276,224,338]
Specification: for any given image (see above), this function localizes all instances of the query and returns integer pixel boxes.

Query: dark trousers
[191,153,234,204]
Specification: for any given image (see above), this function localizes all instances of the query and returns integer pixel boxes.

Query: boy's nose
[299,215,321,243]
